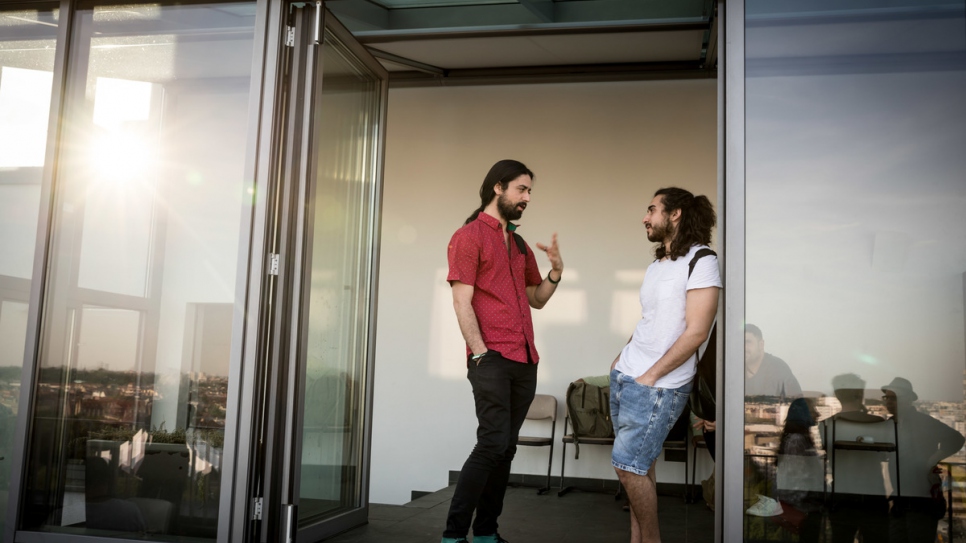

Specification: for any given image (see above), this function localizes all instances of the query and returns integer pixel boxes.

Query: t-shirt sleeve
[523,243,542,287]
[687,253,723,290]
[783,367,803,397]
[447,228,479,285]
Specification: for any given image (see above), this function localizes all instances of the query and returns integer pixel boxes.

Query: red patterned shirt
[447,212,543,364]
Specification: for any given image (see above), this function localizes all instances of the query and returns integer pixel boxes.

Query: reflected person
[744,324,801,400]
[775,398,824,542]
[882,377,965,543]
[698,322,803,494]
[818,373,889,543]
[442,160,564,543]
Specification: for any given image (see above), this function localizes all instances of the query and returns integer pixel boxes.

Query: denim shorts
[610,369,691,476]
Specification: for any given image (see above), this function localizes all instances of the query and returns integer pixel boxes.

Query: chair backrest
[527,394,557,422]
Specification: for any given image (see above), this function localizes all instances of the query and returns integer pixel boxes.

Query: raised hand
[535,233,563,273]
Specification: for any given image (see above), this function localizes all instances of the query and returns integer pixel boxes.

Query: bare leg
[617,461,660,543]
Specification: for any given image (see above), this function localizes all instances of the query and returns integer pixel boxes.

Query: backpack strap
[688,248,717,278]
[512,232,527,256]
[687,248,718,421]
[505,223,527,256]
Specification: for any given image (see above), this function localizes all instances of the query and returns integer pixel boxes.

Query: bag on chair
[565,379,614,441]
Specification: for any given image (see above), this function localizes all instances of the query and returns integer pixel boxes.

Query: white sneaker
[745,494,783,517]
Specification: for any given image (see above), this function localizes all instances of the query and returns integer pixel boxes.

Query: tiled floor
[325,484,715,543]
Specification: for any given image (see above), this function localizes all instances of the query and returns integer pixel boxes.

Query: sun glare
[86,77,158,184]
[88,132,155,184]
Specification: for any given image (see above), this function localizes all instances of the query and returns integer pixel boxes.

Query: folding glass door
[8,1,261,541]
[253,5,387,543]
[0,5,59,537]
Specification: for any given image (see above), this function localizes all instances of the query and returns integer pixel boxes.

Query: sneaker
[745,494,783,517]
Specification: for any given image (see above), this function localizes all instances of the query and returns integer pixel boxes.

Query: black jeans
[443,352,538,538]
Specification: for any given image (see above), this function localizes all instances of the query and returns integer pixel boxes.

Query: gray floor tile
[324,485,714,543]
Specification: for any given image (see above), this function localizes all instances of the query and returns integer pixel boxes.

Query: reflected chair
[517,394,557,494]
[826,414,900,502]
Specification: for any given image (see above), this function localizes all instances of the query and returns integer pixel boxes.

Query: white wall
[371,79,717,505]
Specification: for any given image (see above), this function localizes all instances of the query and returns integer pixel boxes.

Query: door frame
[719,0,744,541]
[250,3,389,543]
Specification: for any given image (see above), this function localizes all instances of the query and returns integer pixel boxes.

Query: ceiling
[325,0,717,86]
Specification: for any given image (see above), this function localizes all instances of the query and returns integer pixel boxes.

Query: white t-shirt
[616,244,722,389]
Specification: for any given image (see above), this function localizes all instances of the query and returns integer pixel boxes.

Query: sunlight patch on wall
[611,269,647,335]
[533,287,586,326]
[615,269,646,285]
[428,268,467,379]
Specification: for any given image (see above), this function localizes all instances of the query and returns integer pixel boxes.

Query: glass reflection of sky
[746,4,966,401]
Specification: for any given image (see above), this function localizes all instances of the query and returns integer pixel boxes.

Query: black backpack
[687,249,717,422]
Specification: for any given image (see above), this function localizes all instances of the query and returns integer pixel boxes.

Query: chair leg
[557,441,573,497]
[684,443,690,502]
[690,445,698,504]
[538,443,552,495]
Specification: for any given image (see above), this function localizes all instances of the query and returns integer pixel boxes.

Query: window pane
[0,6,59,536]
[298,30,379,524]
[744,2,966,542]
[23,3,256,539]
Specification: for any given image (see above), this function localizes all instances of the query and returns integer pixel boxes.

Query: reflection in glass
[744,1,966,541]
[0,6,59,535]
[22,3,255,539]
[298,30,380,524]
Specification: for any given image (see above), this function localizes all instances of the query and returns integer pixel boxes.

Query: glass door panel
[0,5,60,535]
[21,2,257,540]
[297,26,384,526]
[742,2,966,542]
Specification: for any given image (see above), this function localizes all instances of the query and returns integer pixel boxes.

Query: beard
[646,219,673,243]
[497,192,524,221]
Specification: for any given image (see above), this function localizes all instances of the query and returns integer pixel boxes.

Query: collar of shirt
[475,212,518,233]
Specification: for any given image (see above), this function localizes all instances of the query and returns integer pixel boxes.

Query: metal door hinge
[252,497,263,520]
[269,253,280,276]
[285,26,295,47]
[313,1,322,45]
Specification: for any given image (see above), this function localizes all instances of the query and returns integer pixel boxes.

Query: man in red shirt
[442,159,564,543]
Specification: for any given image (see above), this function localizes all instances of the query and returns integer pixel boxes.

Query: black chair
[558,422,618,498]
[557,380,617,498]
[662,406,691,501]
[690,435,710,503]
[517,394,557,494]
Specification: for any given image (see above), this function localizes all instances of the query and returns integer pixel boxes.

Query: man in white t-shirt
[610,187,722,543]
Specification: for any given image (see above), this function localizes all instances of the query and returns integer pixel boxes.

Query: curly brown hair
[653,187,716,261]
